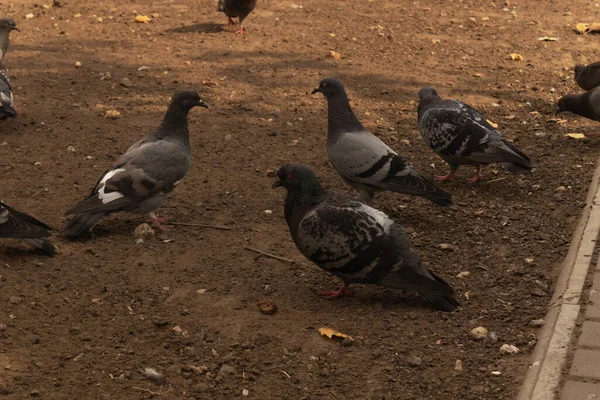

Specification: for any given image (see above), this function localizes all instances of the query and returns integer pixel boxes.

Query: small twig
[169,222,233,231]
[486,176,507,184]
[0,163,12,167]
[132,387,172,396]
[280,370,291,379]
[244,246,294,264]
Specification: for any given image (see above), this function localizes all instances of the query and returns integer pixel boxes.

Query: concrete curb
[518,157,600,400]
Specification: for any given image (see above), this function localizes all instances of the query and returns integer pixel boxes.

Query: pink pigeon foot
[149,213,171,231]
[318,285,353,299]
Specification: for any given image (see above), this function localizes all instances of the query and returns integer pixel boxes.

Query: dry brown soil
[1,0,600,399]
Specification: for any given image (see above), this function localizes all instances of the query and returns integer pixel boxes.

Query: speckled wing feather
[0,201,58,254]
[0,61,15,118]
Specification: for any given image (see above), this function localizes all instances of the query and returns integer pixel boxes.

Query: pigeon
[0,200,58,255]
[311,78,453,206]
[556,87,600,129]
[0,18,19,120]
[63,89,208,237]
[0,18,19,61]
[417,87,533,183]
[217,0,257,35]
[272,163,459,312]
[574,62,600,91]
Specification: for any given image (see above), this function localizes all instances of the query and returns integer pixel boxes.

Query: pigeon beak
[311,88,320,95]
[198,100,209,109]
[271,180,283,189]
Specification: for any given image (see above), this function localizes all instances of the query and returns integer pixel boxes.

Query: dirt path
[1,0,600,398]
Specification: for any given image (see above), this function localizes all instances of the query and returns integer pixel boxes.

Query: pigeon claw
[148,213,171,231]
[235,26,245,35]
[468,166,483,184]
[318,285,353,299]
[434,173,454,182]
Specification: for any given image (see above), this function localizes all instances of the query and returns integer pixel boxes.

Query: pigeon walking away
[0,18,19,120]
[0,201,58,255]
[574,62,600,91]
[417,87,533,183]
[63,90,208,237]
[217,0,257,35]
[312,78,452,206]
[273,164,459,312]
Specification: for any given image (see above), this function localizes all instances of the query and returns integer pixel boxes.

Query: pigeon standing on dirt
[417,87,533,183]
[217,0,257,35]
[574,62,600,91]
[0,18,19,120]
[556,87,600,129]
[311,78,453,206]
[272,163,459,312]
[63,90,208,237]
[0,201,58,255]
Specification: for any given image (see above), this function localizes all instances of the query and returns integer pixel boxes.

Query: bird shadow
[163,23,226,34]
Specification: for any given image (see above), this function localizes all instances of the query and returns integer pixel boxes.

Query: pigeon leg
[318,284,353,299]
[235,25,245,35]
[228,17,237,30]
[435,164,458,181]
[468,165,484,184]
[148,212,171,231]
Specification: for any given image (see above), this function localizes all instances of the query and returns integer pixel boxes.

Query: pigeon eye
[286,173,293,179]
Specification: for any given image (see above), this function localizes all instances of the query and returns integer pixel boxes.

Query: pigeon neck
[417,95,441,120]
[326,93,364,138]
[0,31,10,60]
[284,181,326,221]
[157,104,191,141]
[567,94,595,119]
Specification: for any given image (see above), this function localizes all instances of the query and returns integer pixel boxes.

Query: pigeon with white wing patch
[417,87,533,183]
[312,78,452,206]
[0,201,58,255]
[62,89,208,237]
[273,163,459,312]
[0,18,19,120]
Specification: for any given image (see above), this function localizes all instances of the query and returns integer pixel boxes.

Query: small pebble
[438,243,455,251]
[455,359,463,371]
[491,371,502,376]
[469,327,488,340]
[406,355,422,367]
[530,319,545,327]
[242,389,249,397]
[456,271,470,279]
[499,344,519,355]
[74,61,81,68]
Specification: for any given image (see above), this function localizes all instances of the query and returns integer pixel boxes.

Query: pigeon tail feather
[23,238,59,255]
[63,212,107,237]
[420,293,460,312]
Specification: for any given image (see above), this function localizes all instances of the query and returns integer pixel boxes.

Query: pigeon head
[311,78,346,99]
[556,94,581,115]
[417,86,441,110]
[272,164,321,192]
[0,18,19,32]
[171,89,208,110]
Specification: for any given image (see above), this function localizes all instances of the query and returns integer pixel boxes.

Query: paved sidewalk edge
[518,157,600,400]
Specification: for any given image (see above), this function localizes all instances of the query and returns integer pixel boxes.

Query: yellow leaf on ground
[509,53,523,61]
[327,50,341,60]
[537,36,558,41]
[588,22,600,33]
[319,327,353,341]
[133,15,151,23]
[202,79,219,87]
[575,23,589,34]
[566,133,586,139]
[486,119,499,128]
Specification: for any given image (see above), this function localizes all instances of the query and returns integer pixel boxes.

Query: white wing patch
[0,90,12,106]
[355,204,393,234]
[97,168,126,204]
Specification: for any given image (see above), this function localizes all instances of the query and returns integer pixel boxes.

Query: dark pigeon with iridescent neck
[0,18,19,119]
[311,78,452,206]
[556,86,600,126]
[0,201,58,255]
[418,86,533,183]
[63,90,208,237]
[272,164,459,311]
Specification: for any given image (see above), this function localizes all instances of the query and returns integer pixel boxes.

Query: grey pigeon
[217,0,257,35]
[273,163,459,312]
[574,62,600,91]
[63,90,208,237]
[0,18,18,120]
[556,87,600,129]
[312,78,453,206]
[0,200,58,255]
[418,87,533,183]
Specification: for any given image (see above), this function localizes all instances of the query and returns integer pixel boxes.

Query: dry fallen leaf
[589,22,600,33]
[25,13,34,20]
[133,15,151,23]
[575,23,589,34]
[202,79,219,87]
[104,110,121,119]
[508,53,523,61]
[486,119,499,129]
[257,300,277,314]
[327,50,341,60]
[319,327,353,341]
[473,73,483,77]
[566,133,586,139]
[537,36,558,41]
[195,288,208,295]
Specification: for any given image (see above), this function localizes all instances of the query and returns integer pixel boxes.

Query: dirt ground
[1,0,600,398]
